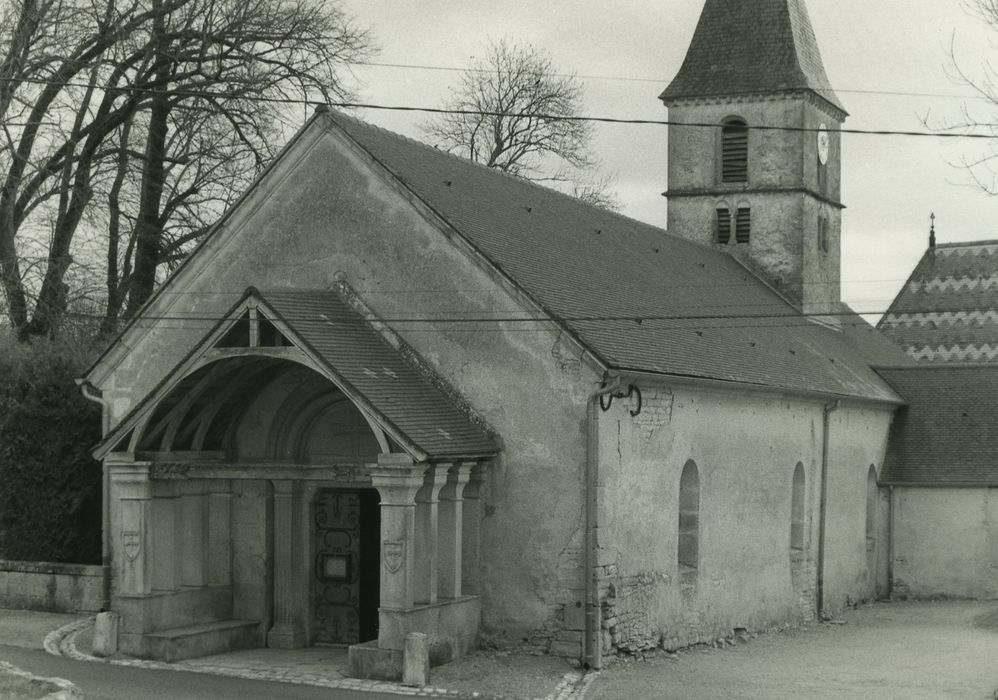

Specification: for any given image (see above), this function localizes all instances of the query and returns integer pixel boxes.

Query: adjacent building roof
[877,365,998,485]
[659,0,846,115]
[878,241,998,362]
[329,111,909,402]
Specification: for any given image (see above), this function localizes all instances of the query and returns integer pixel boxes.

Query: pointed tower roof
[660,0,846,116]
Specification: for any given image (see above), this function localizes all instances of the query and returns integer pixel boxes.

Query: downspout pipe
[77,379,112,611]
[583,375,622,670]
[816,399,840,618]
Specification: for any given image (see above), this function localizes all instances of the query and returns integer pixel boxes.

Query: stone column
[207,480,232,587]
[370,454,425,648]
[268,480,306,648]
[461,463,486,596]
[149,482,179,593]
[110,464,154,596]
[438,463,472,599]
[414,464,448,605]
[179,481,208,587]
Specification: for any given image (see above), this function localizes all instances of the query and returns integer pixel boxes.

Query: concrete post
[414,465,448,605]
[460,463,486,596]
[402,632,429,687]
[268,480,306,648]
[92,611,119,657]
[370,454,425,633]
[438,463,472,599]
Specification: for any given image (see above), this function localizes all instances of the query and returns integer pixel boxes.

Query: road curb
[0,659,82,699]
[45,617,509,698]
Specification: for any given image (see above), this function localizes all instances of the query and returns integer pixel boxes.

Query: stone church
[80,0,990,680]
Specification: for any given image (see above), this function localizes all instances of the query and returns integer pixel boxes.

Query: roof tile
[329,112,909,402]
[660,0,845,113]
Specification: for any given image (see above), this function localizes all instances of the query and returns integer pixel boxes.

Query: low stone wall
[0,559,103,613]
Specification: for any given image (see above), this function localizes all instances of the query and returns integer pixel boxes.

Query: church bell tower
[660,0,847,324]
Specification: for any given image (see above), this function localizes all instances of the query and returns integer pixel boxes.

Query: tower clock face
[817,124,830,165]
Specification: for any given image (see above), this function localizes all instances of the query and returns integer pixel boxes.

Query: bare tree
[422,38,617,208]
[0,0,371,340]
[927,0,998,195]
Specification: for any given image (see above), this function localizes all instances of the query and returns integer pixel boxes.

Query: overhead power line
[354,60,986,101]
[1,75,996,140]
[55,305,985,326]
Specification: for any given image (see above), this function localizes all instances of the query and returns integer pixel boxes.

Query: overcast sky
[333,0,998,318]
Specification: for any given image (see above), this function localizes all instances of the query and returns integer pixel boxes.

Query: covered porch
[93,288,498,679]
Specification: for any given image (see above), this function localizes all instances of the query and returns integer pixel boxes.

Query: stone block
[348,640,403,681]
[549,640,582,658]
[563,600,586,630]
[403,632,430,687]
[92,612,119,658]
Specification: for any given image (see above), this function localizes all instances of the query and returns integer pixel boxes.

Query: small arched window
[678,460,700,573]
[721,118,748,183]
[790,463,805,551]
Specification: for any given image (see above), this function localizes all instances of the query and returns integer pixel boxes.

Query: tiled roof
[659,0,845,115]
[877,365,998,485]
[328,112,910,402]
[878,241,998,362]
[261,288,498,458]
[93,287,498,461]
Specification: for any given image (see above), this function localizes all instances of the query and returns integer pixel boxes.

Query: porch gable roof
[93,286,498,462]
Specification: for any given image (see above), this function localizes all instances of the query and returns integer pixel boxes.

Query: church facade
[81,0,951,679]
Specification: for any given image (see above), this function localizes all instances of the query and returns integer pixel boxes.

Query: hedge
[0,332,102,564]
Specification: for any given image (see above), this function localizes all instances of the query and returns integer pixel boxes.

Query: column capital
[417,464,449,503]
[440,463,472,501]
[371,459,426,507]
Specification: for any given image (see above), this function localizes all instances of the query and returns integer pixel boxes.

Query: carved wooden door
[312,488,379,645]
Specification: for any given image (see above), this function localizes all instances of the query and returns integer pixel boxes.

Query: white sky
[334,0,998,318]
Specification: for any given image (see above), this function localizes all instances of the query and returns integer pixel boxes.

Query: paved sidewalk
[39,612,583,699]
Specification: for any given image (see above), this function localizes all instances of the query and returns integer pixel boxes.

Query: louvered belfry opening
[716,208,731,244]
[721,118,748,183]
[735,207,751,243]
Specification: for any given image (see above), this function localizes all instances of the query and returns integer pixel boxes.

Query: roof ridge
[936,239,998,249]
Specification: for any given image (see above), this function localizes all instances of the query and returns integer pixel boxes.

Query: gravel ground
[429,649,580,699]
[587,600,998,700]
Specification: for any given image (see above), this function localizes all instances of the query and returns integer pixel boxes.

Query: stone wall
[595,385,892,655]
[0,560,103,613]
[892,486,998,600]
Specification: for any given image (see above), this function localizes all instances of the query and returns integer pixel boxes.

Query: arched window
[790,463,805,551]
[678,460,700,574]
[866,465,878,551]
[721,118,748,183]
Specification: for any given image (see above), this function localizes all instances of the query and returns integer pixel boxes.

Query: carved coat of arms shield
[383,540,403,573]
[122,530,141,561]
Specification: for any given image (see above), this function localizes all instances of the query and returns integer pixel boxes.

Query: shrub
[0,331,102,564]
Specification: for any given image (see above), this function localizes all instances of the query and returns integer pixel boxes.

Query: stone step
[140,619,260,662]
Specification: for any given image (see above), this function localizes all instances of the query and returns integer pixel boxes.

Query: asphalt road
[0,644,421,700]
